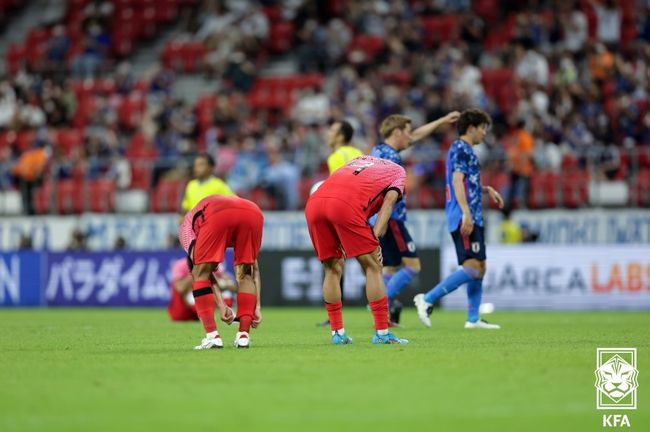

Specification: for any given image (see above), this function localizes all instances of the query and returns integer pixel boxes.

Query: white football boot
[234,331,250,348]
[464,319,500,329]
[413,294,432,327]
[194,333,224,350]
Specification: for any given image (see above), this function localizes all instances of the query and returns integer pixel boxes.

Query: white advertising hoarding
[1,209,650,251]
[440,245,650,310]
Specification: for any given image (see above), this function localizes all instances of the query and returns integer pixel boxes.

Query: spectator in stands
[67,228,88,251]
[261,144,300,210]
[115,62,135,95]
[561,1,588,54]
[0,145,17,190]
[590,0,621,47]
[44,25,70,80]
[72,20,111,79]
[18,234,34,250]
[11,135,50,215]
[114,236,127,250]
[505,119,535,209]
[514,38,549,87]
[0,80,16,128]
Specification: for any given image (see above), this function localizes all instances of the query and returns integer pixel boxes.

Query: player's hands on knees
[461,212,474,236]
[220,306,235,325]
[252,305,262,328]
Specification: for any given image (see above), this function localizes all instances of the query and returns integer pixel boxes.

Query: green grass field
[1,308,648,432]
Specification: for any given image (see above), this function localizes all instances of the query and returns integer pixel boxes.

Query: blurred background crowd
[1,0,650,215]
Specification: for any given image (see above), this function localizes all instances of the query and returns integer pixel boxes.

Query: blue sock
[424,267,478,304]
[466,279,482,323]
[387,267,418,300]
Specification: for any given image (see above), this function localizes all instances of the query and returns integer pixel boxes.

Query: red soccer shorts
[305,196,379,261]
[193,201,264,266]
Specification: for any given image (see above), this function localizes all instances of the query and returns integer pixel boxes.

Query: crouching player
[167,257,236,322]
[179,195,263,349]
[305,155,409,345]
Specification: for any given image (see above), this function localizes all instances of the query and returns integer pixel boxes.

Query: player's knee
[480,262,487,278]
[404,259,421,273]
[235,263,254,281]
[462,262,482,280]
[324,258,344,278]
[192,263,212,280]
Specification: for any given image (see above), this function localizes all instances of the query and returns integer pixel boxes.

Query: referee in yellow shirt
[326,120,363,174]
[317,120,364,326]
[181,153,234,213]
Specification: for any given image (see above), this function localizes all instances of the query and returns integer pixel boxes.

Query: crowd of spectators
[1,0,650,213]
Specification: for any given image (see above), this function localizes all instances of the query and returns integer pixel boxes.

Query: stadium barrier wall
[1,209,650,252]
[0,249,438,308]
[440,245,650,310]
[0,250,185,307]
[257,249,440,306]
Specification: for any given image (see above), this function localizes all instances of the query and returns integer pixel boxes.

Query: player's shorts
[305,196,378,261]
[380,219,418,266]
[192,201,264,266]
[450,223,486,265]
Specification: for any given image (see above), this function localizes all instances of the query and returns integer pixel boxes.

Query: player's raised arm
[410,111,460,143]
[372,189,401,238]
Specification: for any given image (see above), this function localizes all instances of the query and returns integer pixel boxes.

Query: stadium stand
[1,0,649,214]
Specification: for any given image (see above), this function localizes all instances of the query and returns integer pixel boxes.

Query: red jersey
[179,195,260,253]
[311,155,406,218]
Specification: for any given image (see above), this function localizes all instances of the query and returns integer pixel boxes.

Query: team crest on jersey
[407,242,416,253]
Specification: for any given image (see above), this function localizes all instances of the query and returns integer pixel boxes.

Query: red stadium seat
[87,179,116,212]
[268,22,294,54]
[560,171,589,208]
[55,128,84,155]
[180,42,205,72]
[34,181,54,214]
[347,34,385,63]
[56,180,85,214]
[529,171,558,209]
[6,43,25,75]
[421,15,459,46]
[129,162,152,189]
[416,185,445,209]
[151,180,185,212]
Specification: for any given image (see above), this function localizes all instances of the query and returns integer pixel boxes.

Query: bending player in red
[305,155,409,345]
[179,195,263,349]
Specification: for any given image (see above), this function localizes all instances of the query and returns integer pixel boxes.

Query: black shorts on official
[380,220,418,266]
[450,223,486,265]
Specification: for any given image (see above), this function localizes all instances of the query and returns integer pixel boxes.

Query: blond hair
[379,115,411,140]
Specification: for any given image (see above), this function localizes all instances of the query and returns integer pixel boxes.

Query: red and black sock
[236,292,257,333]
[369,296,389,331]
[192,280,216,333]
[324,302,344,332]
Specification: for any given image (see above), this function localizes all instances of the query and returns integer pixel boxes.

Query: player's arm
[372,189,400,238]
[210,273,235,324]
[410,111,460,143]
[252,259,262,328]
[452,171,474,236]
[482,185,504,208]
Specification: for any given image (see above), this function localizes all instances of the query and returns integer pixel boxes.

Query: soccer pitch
[1,308,648,432]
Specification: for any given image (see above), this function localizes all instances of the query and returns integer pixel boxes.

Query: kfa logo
[595,348,638,428]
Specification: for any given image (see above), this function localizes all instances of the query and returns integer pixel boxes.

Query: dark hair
[196,153,216,167]
[457,109,492,135]
[338,120,354,144]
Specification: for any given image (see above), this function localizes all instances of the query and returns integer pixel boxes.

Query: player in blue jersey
[414,108,503,329]
[370,111,460,325]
